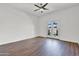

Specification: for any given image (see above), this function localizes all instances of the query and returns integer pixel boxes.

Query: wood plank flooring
[0,37,79,56]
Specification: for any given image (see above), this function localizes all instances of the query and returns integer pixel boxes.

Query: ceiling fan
[34,3,48,13]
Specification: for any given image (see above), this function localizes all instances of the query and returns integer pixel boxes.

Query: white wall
[39,5,79,43]
[0,4,38,45]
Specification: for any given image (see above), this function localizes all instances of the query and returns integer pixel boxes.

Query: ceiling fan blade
[43,8,48,10]
[34,9,40,11]
[42,3,48,8]
[34,4,41,8]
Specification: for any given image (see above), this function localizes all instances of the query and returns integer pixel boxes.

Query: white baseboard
[59,38,78,43]
[0,35,78,45]
[0,35,37,45]
[40,35,79,44]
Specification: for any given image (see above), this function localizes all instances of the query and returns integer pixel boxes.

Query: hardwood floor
[0,37,79,56]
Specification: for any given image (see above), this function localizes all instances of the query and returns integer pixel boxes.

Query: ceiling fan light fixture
[41,11,43,13]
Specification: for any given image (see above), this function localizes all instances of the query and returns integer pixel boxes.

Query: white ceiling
[6,3,79,16]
